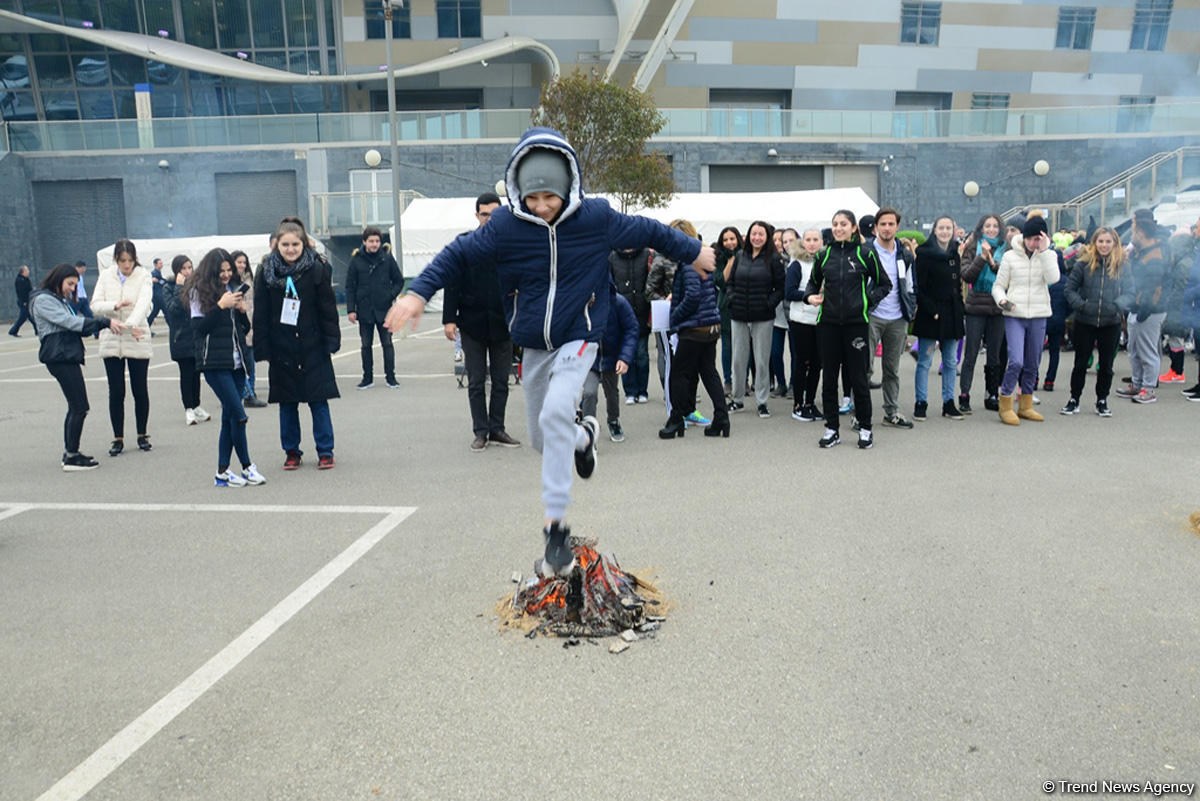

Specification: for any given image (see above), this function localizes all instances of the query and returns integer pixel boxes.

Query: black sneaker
[244,395,268,408]
[983,394,999,412]
[883,413,913,429]
[1181,384,1200,398]
[858,429,874,449]
[385,377,400,389]
[941,400,964,420]
[1061,397,1080,415]
[728,400,745,413]
[608,419,625,442]
[137,435,152,451]
[541,521,576,577]
[757,404,771,418]
[356,378,374,390]
[913,401,928,422]
[958,394,972,414]
[1094,398,1112,417]
[62,452,99,471]
[1185,390,1200,403]
[108,439,123,457]
[818,428,840,448]
[575,415,598,479]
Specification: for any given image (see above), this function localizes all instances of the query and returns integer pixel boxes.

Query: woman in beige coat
[990,215,1060,425]
[91,238,153,454]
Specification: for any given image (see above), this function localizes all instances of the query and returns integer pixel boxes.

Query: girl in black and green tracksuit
[803,209,891,449]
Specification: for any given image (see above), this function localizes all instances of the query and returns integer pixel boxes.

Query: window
[437,0,481,39]
[970,92,1009,134]
[1130,0,1172,51]
[1118,95,1155,133]
[1055,7,1095,50]
[900,2,941,46]
[893,91,951,137]
[366,3,411,39]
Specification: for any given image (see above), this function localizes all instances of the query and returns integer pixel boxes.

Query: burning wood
[508,535,664,639]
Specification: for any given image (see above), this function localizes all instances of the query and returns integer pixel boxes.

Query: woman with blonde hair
[1060,227,1133,417]
[646,218,699,420]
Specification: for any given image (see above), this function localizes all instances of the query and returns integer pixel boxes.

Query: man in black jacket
[9,265,35,337]
[346,226,404,389]
[608,247,653,403]
[442,192,520,451]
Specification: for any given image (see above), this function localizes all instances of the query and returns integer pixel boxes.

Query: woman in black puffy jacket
[186,248,265,488]
[725,220,785,417]
[803,209,891,449]
[1060,227,1133,417]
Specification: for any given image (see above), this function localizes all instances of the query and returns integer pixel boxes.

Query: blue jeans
[279,400,334,456]
[915,338,958,403]
[204,369,251,471]
[620,333,650,398]
[242,345,258,397]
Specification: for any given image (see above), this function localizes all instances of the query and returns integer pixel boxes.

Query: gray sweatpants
[868,314,908,417]
[1127,311,1165,390]
[730,319,773,406]
[521,341,598,521]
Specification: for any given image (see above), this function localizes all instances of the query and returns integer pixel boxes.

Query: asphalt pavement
[1,318,1197,801]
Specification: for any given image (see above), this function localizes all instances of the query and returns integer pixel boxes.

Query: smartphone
[236,283,251,295]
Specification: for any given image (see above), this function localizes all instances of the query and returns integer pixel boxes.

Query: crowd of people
[12,123,1200,576]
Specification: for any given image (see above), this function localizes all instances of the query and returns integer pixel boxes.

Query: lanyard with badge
[281,275,300,326]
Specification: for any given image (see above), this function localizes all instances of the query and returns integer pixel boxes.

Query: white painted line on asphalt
[0,501,409,515]
[31,504,416,801]
[0,360,45,374]
[0,504,32,523]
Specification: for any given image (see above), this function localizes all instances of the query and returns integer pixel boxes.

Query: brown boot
[1017,393,1044,421]
[998,394,1020,426]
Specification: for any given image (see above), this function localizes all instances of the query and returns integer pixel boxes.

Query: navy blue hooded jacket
[593,291,638,374]
[406,127,702,350]
[670,265,721,332]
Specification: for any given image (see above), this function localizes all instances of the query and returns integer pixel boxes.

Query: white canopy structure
[95,234,328,278]
[395,188,879,277]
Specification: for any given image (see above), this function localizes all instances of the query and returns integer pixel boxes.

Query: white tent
[394,188,879,277]
[95,234,328,278]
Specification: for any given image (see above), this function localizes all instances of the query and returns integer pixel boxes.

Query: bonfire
[509,535,664,639]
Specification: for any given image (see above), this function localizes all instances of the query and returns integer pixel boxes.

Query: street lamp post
[383,1,403,266]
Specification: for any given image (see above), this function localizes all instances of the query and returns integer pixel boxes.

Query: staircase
[1002,146,1200,233]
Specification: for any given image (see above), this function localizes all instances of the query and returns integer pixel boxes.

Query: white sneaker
[194,406,212,422]
[1032,394,1041,405]
[214,470,247,488]
[186,408,197,426]
[453,350,464,363]
[242,463,267,485]
[625,396,636,405]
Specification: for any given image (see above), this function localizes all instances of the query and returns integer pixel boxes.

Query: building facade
[2,1,1199,124]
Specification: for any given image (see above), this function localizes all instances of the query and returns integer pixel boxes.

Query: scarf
[973,235,1004,294]
[261,247,318,290]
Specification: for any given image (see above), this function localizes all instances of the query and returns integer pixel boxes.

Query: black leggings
[46,362,90,454]
[669,336,728,424]
[818,323,871,431]
[104,356,150,438]
[177,357,201,409]
[788,321,820,407]
[1070,321,1121,401]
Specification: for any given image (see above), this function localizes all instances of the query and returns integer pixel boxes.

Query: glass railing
[5,102,1200,153]
[309,189,425,234]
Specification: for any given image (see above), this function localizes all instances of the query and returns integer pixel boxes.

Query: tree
[533,70,675,212]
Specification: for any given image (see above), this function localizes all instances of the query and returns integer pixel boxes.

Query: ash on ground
[496,535,667,640]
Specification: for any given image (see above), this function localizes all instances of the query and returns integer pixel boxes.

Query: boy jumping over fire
[386,127,714,576]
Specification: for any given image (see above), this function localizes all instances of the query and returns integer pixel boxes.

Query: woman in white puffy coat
[91,238,153,455]
[990,216,1060,425]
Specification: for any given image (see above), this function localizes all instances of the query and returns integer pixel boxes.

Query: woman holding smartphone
[185,248,265,487]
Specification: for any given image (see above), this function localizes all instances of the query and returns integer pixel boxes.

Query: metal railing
[1003,146,1200,231]
[309,189,425,235]
[4,101,1200,153]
